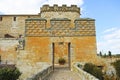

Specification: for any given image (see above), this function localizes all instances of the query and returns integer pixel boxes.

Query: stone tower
[40,4,80,19]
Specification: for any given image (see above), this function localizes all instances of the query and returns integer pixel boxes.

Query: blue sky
[0,0,120,54]
[82,0,120,54]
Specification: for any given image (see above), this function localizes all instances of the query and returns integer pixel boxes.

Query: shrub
[0,67,21,80]
[58,57,66,65]
[83,63,103,80]
[113,60,120,79]
[77,64,82,68]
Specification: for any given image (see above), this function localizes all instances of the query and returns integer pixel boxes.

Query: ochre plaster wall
[72,36,97,62]
[25,36,97,64]
[0,39,18,63]
[25,37,51,62]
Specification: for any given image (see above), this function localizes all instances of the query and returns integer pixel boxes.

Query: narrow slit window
[28,16,30,18]
[0,17,2,21]
[14,17,16,21]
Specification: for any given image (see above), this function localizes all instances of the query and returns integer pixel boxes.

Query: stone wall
[0,5,81,38]
[0,15,39,38]
[50,18,71,29]
[25,37,51,62]
[0,4,99,67]
[25,18,95,37]
[26,65,53,80]
[72,62,99,80]
[24,17,97,64]
[0,38,18,64]
[24,36,97,64]
[40,4,80,28]
[40,4,80,19]
[25,18,47,36]
[72,36,97,62]
[75,18,95,36]
[0,36,98,65]
[17,61,52,80]
[40,5,80,14]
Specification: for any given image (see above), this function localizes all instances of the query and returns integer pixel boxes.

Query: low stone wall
[0,64,15,69]
[0,38,18,51]
[26,65,53,80]
[0,38,18,64]
[72,63,99,80]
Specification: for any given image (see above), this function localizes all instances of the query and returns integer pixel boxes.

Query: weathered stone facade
[0,5,99,67]
[0,15,39,37]
[0,38,18,64]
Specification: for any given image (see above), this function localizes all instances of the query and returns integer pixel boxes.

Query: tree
[99,51,102,57]
[103,53,107,58]
[108,51,112,58]
[0,67,21,80]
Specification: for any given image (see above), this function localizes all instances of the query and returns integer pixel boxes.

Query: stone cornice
[25,18,47,22]
[50,18,71,21]
[0,14,39,16]
[75,18,95,21]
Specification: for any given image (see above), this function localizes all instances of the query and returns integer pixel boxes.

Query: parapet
[25,18,47,22]
[40,4,80,14]
[75,18,95,21]
[50,18,71,21]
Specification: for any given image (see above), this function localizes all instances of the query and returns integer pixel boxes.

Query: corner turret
[40,4,80,19]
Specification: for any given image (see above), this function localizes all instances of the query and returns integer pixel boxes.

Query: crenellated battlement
[25,18,95,37]
[40,4,80,14]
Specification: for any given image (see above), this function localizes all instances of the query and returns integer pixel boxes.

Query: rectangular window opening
[0,17,2,21]
[28,16,30,18]
[14,17,16,21]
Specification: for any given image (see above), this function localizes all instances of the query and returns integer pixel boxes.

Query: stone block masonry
[0,38,18,64]
[0,4,81,38]
[40,4,80,20]
[25,18,95,37]
[40,4,80,14]
[24,5,97,65]
[0,15,40,38]
[25,18,47,36]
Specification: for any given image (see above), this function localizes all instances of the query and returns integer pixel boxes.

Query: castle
[0,5,98,68]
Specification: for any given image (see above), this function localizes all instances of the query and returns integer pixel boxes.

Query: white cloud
[103,27,117,33]
[97,27,120,54]
[43,0,83,6]
[103,28,120,40]
[0,0,84,14]
[0,11,4,14]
